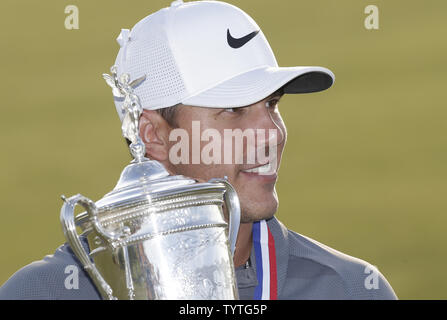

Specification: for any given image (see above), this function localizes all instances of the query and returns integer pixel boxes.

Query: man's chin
[240,211,276,224]
[239,201,278,223]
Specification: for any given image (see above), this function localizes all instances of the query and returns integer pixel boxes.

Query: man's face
[165,94,287,223]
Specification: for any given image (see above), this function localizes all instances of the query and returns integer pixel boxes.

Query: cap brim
[182,66,335,108]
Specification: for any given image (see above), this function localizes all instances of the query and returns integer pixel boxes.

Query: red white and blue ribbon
[253,220,278,300]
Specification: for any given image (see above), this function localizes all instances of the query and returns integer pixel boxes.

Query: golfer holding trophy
[0,1,397,300]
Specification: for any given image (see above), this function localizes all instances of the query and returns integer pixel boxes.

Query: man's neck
[233,222,253,268]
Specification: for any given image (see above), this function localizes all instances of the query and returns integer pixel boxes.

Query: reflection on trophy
[59,66,241,300]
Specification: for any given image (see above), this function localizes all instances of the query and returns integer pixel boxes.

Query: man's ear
[139,110,170,161]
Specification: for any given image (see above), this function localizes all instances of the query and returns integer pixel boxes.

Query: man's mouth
[239,148,279,177]
[241,162,275,175]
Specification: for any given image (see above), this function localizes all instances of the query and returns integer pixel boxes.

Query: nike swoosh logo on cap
[227,29,260,49]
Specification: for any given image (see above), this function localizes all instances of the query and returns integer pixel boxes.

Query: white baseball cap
[112,0,335,121]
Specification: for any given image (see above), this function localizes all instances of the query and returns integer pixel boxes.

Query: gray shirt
[0,217,397,300]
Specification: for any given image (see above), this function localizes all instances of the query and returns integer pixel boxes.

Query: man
[0,0,397,299]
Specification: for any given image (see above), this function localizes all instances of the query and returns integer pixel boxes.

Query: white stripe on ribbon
[259,220,270,300]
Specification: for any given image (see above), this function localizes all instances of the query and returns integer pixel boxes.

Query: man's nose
[251,104,284,148]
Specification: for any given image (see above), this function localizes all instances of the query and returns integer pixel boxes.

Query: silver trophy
[59,66,241,300]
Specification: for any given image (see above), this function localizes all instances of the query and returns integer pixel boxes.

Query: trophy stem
[129,138,146,163]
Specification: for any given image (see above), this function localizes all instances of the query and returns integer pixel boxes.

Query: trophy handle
[209,178,241,255]
[60,194,117,300]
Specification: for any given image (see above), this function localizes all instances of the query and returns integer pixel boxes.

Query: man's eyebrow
[266,89,285,100]
[235,89,284,109]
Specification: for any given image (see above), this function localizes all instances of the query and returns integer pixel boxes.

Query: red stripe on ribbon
[267,226,278,300]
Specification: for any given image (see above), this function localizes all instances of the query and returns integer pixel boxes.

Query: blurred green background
[1,0,446,299]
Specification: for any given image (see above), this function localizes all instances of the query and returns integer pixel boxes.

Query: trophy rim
[75,181,228,231]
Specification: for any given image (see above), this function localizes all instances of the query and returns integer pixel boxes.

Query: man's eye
[224,107,241,113]
[218,107,245,117]
[266,99,280,109]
